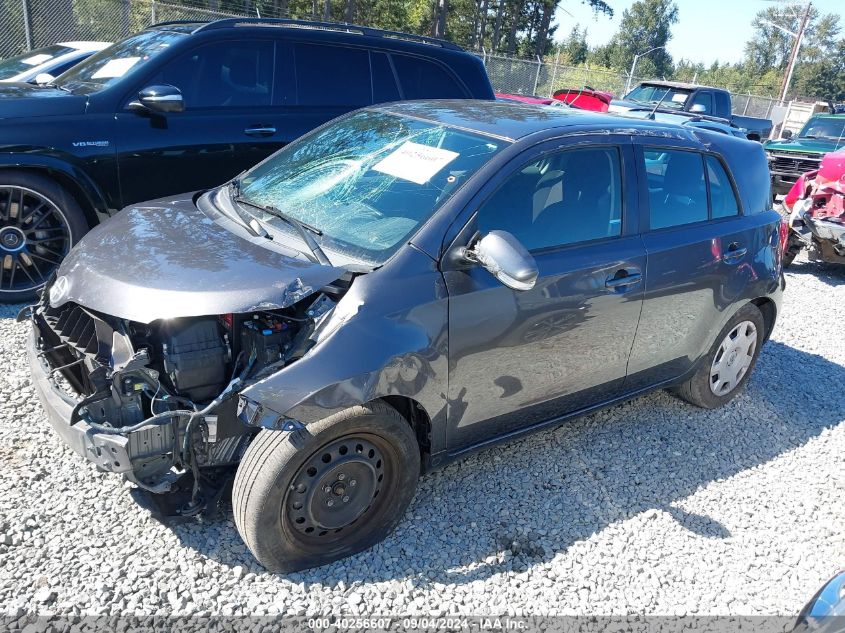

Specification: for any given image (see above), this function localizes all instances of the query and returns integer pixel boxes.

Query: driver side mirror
[781,129,793,140]
[129,84,184,114]
[689,104,707,114]
[464,230,538,291]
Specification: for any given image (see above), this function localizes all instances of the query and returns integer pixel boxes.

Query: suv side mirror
[689,104,707,114]
[781,129,793,140]
[132,85,184,114]
[33,73,54,86]
[465,230,538,291]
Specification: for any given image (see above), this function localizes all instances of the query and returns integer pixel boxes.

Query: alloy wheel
[709,320,758,396]
[0,185,71,295]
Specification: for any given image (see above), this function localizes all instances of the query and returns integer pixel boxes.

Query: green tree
[558,24,588,64]
[607,0,678,78]
[793,39,845,101]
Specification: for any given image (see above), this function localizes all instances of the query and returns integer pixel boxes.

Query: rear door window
[706,155,740,218]
[644,149,707,229]
[391,54,466,99]
[294,43,371,107]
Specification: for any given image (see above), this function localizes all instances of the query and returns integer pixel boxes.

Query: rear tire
[0,171,89,303]
[232,401,420,572]
[672,303,765,409]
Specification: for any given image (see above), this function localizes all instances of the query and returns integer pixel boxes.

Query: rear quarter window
[706,156,740,218]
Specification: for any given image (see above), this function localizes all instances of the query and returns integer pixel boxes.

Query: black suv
[0,19,493,301]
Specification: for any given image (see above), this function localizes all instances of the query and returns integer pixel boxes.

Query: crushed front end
[27,279,345,516]
[782,150,845,266]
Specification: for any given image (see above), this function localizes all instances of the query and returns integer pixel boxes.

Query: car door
[113,37,286,206]
[285,42,381,135]
[625,140,755,390]
[442,137,646,451]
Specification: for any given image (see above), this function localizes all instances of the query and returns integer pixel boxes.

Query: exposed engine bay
[783,150,845,266]
[30,278,350,516]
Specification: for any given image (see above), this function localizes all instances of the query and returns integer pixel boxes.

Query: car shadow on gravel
[166,339,845,586]
[786,260,845,286]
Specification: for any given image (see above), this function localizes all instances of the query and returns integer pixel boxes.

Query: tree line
[2,0,842,101]
[214,0,845,100]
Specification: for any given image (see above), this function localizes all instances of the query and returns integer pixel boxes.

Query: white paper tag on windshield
[91,57,141,79]
[671,93,687,103]
[372,141,459,185]
[22,54,53,66]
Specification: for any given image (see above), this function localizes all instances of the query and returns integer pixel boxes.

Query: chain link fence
[0,0,282,60]
[479,51,784,119]
[0,0,784,121]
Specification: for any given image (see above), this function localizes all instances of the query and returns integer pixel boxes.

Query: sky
[553,0,845,66]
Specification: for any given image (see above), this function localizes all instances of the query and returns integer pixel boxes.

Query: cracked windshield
[238,110,506,264]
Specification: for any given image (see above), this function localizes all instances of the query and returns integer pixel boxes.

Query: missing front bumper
[28,330,136,474]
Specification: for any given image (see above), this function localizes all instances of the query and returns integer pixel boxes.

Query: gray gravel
[0,253,843,617]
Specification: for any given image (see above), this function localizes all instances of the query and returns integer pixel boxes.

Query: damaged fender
[238,246,450,455]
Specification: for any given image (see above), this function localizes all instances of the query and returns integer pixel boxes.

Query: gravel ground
[0,253,843,619]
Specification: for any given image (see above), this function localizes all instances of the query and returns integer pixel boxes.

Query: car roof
[56,41,111,51]
[637,80,719,92]
[147,18,463,50]
[372,99,699,142]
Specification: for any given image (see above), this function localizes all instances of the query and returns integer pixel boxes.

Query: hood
[608,98,645,113]
[764,137,845,154]
[0,82,88,119]
[50,195,345,323]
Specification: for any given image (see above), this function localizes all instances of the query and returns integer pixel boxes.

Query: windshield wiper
[232,192,332,266]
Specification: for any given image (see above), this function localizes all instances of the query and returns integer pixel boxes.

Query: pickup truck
[764,111,845,196]
[610,81,773,141]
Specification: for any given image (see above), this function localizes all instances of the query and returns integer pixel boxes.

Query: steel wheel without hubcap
[285,435,389,542]
[0,185,71,295]
[709,320,757,396]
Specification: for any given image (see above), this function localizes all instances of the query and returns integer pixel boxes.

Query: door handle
[723,242,747,264]
[605,268,642,290]
[244,126,276,137]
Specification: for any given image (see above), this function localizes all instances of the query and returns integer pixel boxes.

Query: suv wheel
[672,303,765,409]
[0,171,88,303]
[232,401,420,572]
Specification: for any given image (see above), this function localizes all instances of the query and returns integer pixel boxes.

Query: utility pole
[778,1,811,101]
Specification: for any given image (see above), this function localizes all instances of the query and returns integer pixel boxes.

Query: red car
[495,88,611,113]
[552,88,612,112]
[781,149,845,266]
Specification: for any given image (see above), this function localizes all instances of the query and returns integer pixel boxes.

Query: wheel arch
[379,395,433,472]
[750,297,777,342]
[0,157,111,229]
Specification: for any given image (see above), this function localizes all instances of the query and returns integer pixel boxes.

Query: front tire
[0,171,89,303]
[232,401,420,572]
[672,303,765,409]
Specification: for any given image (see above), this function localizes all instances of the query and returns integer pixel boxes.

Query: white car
[0,41,111,84]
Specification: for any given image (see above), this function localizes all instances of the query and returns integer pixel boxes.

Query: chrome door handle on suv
[723,242,747,264]
[605,268,642,290]
[244,126,277,137]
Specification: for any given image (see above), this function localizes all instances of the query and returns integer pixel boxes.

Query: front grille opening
[37,302,114,397]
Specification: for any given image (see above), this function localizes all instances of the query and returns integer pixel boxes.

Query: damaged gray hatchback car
[27,100,785,571]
